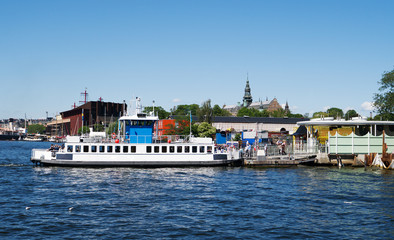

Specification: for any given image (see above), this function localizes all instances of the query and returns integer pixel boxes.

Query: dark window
[185,146,190,153]
[131,146,136,153]
[146,146,152,153]
[192,146,197,153]
[91,145,97,152]
[169,146,175,153]
[107,146,113,153]
[123,146,128,153]
[162,146,167,153]
[83,145,89,153]
[99,146,105,153]
[154,146,160,153]
[177,146,182,153]
[200,146,205,153]
[115,146,121,153]
[207,146,212,153]
[67,146,73,152]
[75,145,81,152]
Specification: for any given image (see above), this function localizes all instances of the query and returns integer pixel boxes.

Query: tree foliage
[312,111,329,118]
[171,104,199,116]
[93,123,104,132]
[212,104,232,116]
[197,99,213,123]
[78,126,90,135]
[197,122,216,138]
[106,121,119,135]
[27,124,46,134]
[345,109,358,120]
[143,106,170,119]
[373,68,394,120]
[327,107,344,119]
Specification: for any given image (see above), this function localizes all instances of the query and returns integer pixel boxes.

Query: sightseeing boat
[31,98,242,167]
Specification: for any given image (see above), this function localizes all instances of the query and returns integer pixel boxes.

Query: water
[0,141,393,239]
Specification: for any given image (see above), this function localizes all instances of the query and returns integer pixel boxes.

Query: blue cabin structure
[119,99,159,144]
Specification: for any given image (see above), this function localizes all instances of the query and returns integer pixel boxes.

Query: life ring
[112,133,116,139]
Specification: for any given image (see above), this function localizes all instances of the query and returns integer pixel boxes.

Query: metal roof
[297,119,394,126]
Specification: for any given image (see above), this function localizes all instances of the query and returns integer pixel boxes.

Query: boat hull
[31,149,241,167]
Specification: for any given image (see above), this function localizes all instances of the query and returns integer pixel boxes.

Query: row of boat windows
[67,145,213,154]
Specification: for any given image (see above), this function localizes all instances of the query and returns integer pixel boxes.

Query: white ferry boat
[31,98,242,167]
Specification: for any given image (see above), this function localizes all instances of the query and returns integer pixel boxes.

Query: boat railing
[244,142,324,158]
[106,134,195,144]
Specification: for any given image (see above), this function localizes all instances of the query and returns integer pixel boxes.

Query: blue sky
[1,0,393,119]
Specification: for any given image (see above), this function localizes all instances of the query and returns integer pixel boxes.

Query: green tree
[27,124,46,134]
[327,107,344,119]
[93,123,104,132]
[345,109,358,120]
[373,68,394,120]
[171,104,200,116]
[197,99,213,123]
[143,106,170,119]
[312,111,329,118]
[197,122,216,138]
[78,126,90,135]
[232,133,241,141]
[212,104,232,116]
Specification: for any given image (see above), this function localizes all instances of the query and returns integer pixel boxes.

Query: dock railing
[244,142,324,158]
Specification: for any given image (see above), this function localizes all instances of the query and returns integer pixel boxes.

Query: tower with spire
[243,75,253,107]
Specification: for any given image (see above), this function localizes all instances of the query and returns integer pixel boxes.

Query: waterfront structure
[46,100,126,136]
[31,98,241,167]
[212,116,306,135]
[297,117,394,167]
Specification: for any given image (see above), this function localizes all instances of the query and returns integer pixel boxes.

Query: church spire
[243,74,252,107]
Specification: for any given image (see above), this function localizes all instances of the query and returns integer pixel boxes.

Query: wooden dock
[244,154,317,167]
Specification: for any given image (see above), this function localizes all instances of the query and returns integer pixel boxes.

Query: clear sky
[1,0,393,119]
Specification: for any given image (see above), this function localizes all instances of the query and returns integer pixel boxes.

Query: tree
[27,124,45,134]
[106,121,119,135]
[93,123,104,132]
[327,108,344,119]
[232,133,241,141]
[197,99,213,123]
[212,104,232,116]
[312,111,329,118]
[197,122,216,138]
[78,126,90,135]
[171,104,200,116]
[143,106,170,119]
[373,68,394,120]
[345,109,358,120]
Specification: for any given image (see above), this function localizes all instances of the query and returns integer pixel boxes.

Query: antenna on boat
[153,100,155,117]
[136,97,142,114]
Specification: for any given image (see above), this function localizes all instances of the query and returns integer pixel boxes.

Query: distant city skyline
[1,0,393,119]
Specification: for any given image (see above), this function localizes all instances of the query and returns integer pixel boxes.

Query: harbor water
[0,141,393,239]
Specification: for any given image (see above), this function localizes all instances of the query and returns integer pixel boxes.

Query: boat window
[162,146,167,153]
[146,146,152,153]
[83,145,89,152]
[184,146,190,153]
[169,146,175,153]
[75,145,81,152]
[131,146,136,153]
[192,146,197,153]
[207,146,212,153]
[154,146,160,153]
[200,146,205,153]
[99,146,105,153]
[123,146,128,153]
[91,145,97,153]
[67,145,73,152]
[115,146,121,153]
[177,146,182,153]
[107,146,113,153]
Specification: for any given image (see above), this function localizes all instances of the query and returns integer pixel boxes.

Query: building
[46,100,126,136]
[223,78,284,115]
